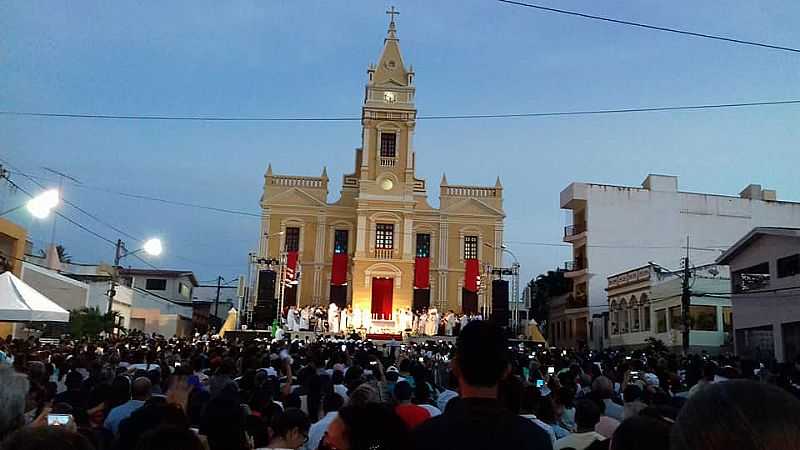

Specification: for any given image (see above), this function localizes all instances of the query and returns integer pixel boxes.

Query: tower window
[380,133,396,158]
[416,234,431,258]
[375,224,394,249]
[464,236,478,259]
[334,230,348,254]
[285,227,300,252]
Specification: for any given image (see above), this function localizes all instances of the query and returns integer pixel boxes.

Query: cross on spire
[386,6,399,25]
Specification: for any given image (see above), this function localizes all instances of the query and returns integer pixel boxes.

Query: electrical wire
[1,99,800,123]
[498,0,800,54]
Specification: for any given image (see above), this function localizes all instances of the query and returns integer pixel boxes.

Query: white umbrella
[0,271,70,322]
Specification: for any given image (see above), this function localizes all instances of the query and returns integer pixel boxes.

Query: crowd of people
[283,304,482,337]
[1,321,800,450]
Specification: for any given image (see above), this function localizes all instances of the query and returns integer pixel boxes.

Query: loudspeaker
[491,279,509,325]
[257,270,276,305]
[252,270,278,328]
[253,304,274,329]
[462,289,478,315]
[413,289,430,312]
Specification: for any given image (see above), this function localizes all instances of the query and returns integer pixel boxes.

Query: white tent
[0,271,70,322]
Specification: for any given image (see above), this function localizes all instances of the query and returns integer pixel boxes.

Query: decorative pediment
[265,188,327,207]
[441,197,504,216]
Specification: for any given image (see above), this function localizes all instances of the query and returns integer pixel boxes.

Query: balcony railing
[380,157,396,167]
[375,248,395,259]
[564,223,587,238]
[565,258,586,272]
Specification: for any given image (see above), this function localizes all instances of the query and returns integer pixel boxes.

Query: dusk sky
[2,0,799,284]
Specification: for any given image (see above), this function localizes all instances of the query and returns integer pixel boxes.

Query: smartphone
[369,361,378,366]
[341,344,347,352]
[536,379,545,388]
[175,362,181,367]
[630,371,640,376]
[418,357,424,362]
[47,414,71,426]
[547,366,555,375]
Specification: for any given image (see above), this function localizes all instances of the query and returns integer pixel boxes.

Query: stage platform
[226,329,459,345]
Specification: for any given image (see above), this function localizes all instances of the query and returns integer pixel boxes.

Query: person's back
[412,321,552,450]
[394,381,431,430]
[104,376,151,435]
[671,380,800,450]
[554,399,606,450]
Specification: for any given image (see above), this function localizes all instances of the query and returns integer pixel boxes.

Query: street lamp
[107,238,164,314]
[0,188,61,218]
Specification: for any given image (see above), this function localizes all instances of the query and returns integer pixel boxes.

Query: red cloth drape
[331,253,348,285]
[464,258,479,292]
[414,257,430,289]
[371,278,393,318]
[286,251,299,280]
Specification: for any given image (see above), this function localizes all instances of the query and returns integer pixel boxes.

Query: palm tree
[39,244,72,263]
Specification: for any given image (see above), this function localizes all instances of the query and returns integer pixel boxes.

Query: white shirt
[554,431,606,450]
[333,384,348,402]
[436,389,459,412]
[305,411,337,450]
[419,404,442,417]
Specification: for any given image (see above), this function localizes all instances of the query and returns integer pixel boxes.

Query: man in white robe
[287,306,298,331]
[328,303,340,334]
[460,314,469,330]
[426,308,439,336]
[445,311,455,336]
[299,306,310,331]
[339,306,350,333]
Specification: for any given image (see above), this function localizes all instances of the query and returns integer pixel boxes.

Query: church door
[371,278,393,319]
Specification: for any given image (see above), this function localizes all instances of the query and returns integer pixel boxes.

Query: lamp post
[107,238,163,314]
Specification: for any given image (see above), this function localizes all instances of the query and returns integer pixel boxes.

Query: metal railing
[375,248,395,259]
[565,257,586,272]
[380,157,396,167]
[564,223,587,238]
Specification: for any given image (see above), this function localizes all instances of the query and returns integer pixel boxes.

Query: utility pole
[214,275,222,322]
[107,239,124,314]
[681,236,691,355]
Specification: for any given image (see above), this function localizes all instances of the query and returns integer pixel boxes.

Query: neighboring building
[23,257,197,337]
[256,12,505,325]
[119,268,198,306]
[560,175,800,349]
[545,292,576,348]
[0,218,27,276]
[607,264,731,352]
[21,262,90,312]
[717,227,800,363]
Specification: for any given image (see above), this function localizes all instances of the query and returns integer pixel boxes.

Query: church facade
[256,12,505,322]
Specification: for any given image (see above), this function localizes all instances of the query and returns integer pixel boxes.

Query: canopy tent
[0,271,70,322]
[216,308,238,338]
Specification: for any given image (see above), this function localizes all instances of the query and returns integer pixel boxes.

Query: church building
[256,10,505,325]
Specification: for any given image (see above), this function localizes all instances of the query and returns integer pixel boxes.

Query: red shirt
[395,404,431,429]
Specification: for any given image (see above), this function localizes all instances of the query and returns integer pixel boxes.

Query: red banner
[371,277,394,317]
[464,258,479,293]
[285,251,299,283]
[414,257,430,289]
[331,253,348,285]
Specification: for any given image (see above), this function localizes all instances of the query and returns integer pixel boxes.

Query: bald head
[132,376,152,400]
[591,376,613,398]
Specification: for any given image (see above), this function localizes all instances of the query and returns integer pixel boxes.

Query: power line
[2,99,800,123]
[498,0,800,54]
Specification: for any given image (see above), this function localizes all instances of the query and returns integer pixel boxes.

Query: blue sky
[2,0,799,285]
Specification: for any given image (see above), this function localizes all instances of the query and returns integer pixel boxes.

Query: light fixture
[25,189,60,219]
[142,238,163,256]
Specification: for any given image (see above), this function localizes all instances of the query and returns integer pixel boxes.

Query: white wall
[20,263,89,312]
[85,281,132,329]
[571,179,800,314]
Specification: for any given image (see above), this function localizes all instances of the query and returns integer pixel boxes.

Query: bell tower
[360,6,417,194]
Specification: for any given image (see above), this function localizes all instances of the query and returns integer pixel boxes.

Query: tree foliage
[528,269,572,324]
[69,307,122,338]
